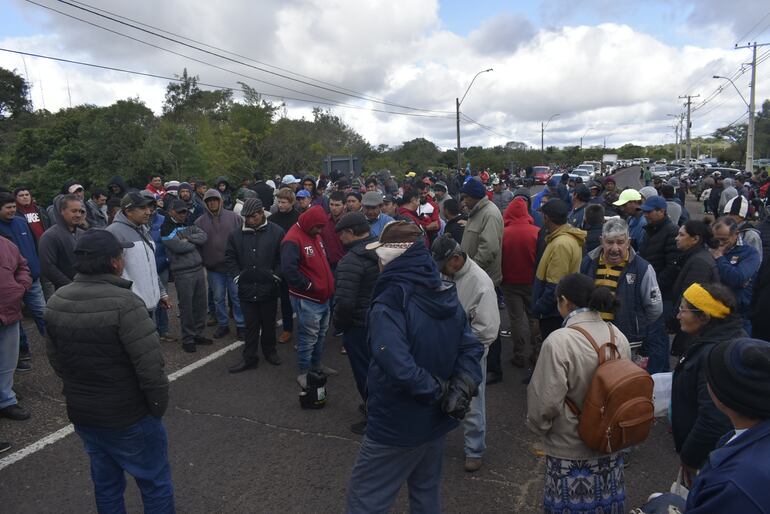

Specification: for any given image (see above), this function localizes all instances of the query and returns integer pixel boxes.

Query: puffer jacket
[160,215,207,273]
[460,196,503,285]
[671,318,744,469]
[366,242,483,447]
[45,273,169,428]
[580,247,662,342]
[225,219,284,302]
[333,235,380,330]
[501,198,538,285]
[194,189,244,273]
[281,205,335,303]
[533,223,586,319]
[527,310,631,460]
[0,237,31,325]
[639,217,679,298]
[715,239,760,322]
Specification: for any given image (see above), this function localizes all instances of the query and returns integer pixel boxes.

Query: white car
[569,167,593,182]
[651,165,670,180]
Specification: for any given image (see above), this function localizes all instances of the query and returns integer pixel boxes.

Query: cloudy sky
[1,0,769,151]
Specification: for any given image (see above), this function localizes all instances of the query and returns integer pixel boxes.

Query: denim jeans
[290,296,330,374]
[155,269,169,335]
[19,278,46,352]
[0,322,20,409]
[347,435,445,514]
[463,349,488,458]
[207,270,244,328]
[75,416,175,514]
[642,300,672,374]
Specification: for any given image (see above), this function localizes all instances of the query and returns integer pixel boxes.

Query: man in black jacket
[225,198,285,372]
[333,212,380,434]
[249,170,275,209]
[45,229,174,513]
[639,195,680,372]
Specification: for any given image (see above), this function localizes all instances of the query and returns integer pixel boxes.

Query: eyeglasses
[678,306,701,313]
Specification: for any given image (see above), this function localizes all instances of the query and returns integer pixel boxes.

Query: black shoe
[486,371,503,385]
[193,335,213,345]
[264,353,282,366]
[350,421,367,435]
[0,404,30,421]
[12,388,22,401]
[206,315,217,327]
[213,326,230,339]
[0,442,10,453]
[182,342,197,353]
[18,347,31,361]
[228,359,259,373]
[15,360,32,373]
[236,327,246,340]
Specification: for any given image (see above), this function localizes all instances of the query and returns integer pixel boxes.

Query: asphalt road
[0,166,683,513]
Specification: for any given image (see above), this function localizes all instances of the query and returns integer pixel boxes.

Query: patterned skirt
[543,453,625,514]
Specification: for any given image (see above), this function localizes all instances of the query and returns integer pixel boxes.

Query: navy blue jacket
[365,243,483,447]
[0,215,40,280]
[149,212,169,275]
[686,420,770,513]
[715,240,760,322]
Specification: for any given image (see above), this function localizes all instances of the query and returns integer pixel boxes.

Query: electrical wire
[460,113,512,139]
[735,12,770,45]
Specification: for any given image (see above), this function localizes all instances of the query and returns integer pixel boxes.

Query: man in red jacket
[281,205,337,387]
[501,197,541,369]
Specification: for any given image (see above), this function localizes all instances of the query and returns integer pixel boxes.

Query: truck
[602,154,618,175]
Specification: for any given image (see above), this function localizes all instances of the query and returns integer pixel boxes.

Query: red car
[532,166,551,185]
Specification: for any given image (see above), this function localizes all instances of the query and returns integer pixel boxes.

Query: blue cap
[460,178,487,199]
[640,195,667,212]
[547,177,559,187]
[296,190,312,199]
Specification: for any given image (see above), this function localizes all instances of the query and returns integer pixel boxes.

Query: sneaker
[296,373,307,389]
[464,456,483,472]
[15,360,32,373]
[236,327,246,341]
[0,442,10,453]
[0,404,30,421]
[265,353,282,366]
[278,331,292,344]
[228,359,259,373]
[315,364,338,376]
[206,315,218,327]
[18,347,31,361]
[182,342,197,353]
[159,334,177,343]
[350,421,367,435]
[213,326,230,339]
[193,335,213,345]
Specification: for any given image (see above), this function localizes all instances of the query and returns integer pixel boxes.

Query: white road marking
[0,340,245,472]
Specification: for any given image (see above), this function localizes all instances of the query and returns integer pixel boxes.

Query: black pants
[342,326,369,402]
[539,317,563,342]
[241,299,278,362]
[486,336,502,374]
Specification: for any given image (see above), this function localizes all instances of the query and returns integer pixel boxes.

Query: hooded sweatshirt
[194,189,243,273]
[107,175,130,200]
[280,205,335,303]
[0,215,40,279]
[502,198,539,285]
[214,176,234,211]
[533,223,586,319]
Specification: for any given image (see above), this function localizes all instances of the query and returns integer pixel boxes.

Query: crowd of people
[1,164,769,513]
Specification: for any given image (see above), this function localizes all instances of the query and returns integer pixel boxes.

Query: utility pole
[456,97,461,173]
[679,94,699,164]
[735,42,769,174]
[541,122,545,154]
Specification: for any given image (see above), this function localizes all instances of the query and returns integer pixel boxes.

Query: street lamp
[456,68,493,173]
[713,75,749,107]
[713,75,753,173]
[541,113,560,154]
[580,127,593,150]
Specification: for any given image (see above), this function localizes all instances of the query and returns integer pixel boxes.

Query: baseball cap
[169,199,189,213]
[434,181,448,192]
[335,212,368,233]
[382,194,396,203]
[74,229,133,256]
[612,189,642,206]
[362,191,384,207]
[492,177,501,185]
[120,191,156,210]
[296,190,311,199]
[67,183,84,194]
[640,195,667,212]
[365,221,423,250]
[431,234,461,271]
[282,174,300,185]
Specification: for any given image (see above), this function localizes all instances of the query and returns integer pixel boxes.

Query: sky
[1,0,769,152]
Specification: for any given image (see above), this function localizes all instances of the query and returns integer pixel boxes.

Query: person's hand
[159,297,172,310]
[709,247,723,259]
[680,461,697,488]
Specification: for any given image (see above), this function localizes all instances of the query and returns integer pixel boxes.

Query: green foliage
[0,67,32,120]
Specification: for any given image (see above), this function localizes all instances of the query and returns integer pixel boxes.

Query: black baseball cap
[169,199,189,213]
[335,212,368,233]
[430,233,461,270]
[74,229,133,256]
[120,191,155,210]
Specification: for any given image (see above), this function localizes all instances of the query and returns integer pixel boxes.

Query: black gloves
[439,373,479,420]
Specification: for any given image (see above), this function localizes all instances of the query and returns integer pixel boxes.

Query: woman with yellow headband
[671,282,746,488]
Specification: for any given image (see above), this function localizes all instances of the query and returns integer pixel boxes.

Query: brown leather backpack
[565,323,654,454]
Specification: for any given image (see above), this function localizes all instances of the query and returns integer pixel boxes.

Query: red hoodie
[502,197,539,285]
[281,205,335,303]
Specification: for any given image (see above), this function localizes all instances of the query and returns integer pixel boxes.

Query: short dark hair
[74,248,122,275]
[713,215,739,235]
[683,220,719,249]
[346,191,362,202]
[556,273,617,313]
[13,187,30,197]
[59,194,83,212]
[585,204,605,226]
[91,188,107,200]
[329,191,346,203]
[443,198,460,217]
[400,190,419,205]
[0,192,16,207]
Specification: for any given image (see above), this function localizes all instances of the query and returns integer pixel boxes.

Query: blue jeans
[463,349,487,458]
[155,269,169,335]
[642,300,672,374]
[75,416,175,514]
[290,297,330,374]
[207,271,244,329]
[347,435,445,514]
[0,322,20,409]
[19,278,46,352]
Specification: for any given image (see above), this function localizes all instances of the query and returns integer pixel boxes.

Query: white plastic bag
[670,468,690,500]
[652,372,673,418]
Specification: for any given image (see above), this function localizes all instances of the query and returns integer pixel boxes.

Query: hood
[373,242,454,318]
[215,176,231,189]
[107,176,129,194]
[297,205,327,234]
[348,235,380,263]
[112,210,142,230]
[503,197,533,227]
[546,223,587,246]
[302,176,317,195]
[722,178,734,188]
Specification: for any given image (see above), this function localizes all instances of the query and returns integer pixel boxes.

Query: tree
[0,67,32,119]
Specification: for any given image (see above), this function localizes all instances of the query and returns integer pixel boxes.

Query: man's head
[296,189,312,211]
[335,212,370,246]
[433,182,447,200]
[303,177,315,193]
[641,195,667,225]
[65,182,85,200]
[431,234,465,276]
[492,178,502,193]
[713,216,740,252]
[547,177,559,194]
[168,199,189,223]
[382,195,397,217]
[601,218,630,265]
[443,198,461,219]
[362,191,384,221]
[604,177,616,191]
[400,190,420,211]
[415,181,430,204]
[59,194,85,228]
[73,229,133,276]
[178,183,193,202]
[329,191,346,219]
[13,188,32,207]
[365,220,424,268]
[282,174,300,191]
[460,178,486,211]
[572,185,591,206]
[613,188,643,217]
[150,175,163,190]
[203,189,222,214]
[194,181,207,196]
[723,195,748,222]
[276,187,296,213]
[91,188,107,206]
[365,178,378,192]
[706,338,770,423]
[346,192,362,212]
[660,184,675,200]
[584,203,605,228]
[241,198,265,228]
[541,199,569,229]
[121,191,156,226]
[0,193,17,221]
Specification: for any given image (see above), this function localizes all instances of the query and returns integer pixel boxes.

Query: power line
[45,0,453,114]
[460,113,512,139]
[735,12,770,45]
[0,47,454,119]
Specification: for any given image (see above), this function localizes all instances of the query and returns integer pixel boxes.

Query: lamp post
[580,127,593,150]
[456,68,493,173]
[713,74,753,172]
[541,113,560,155]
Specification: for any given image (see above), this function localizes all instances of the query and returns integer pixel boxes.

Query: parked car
[651,165,671,180]
[532,166,551,184]
[569,167,593,182]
